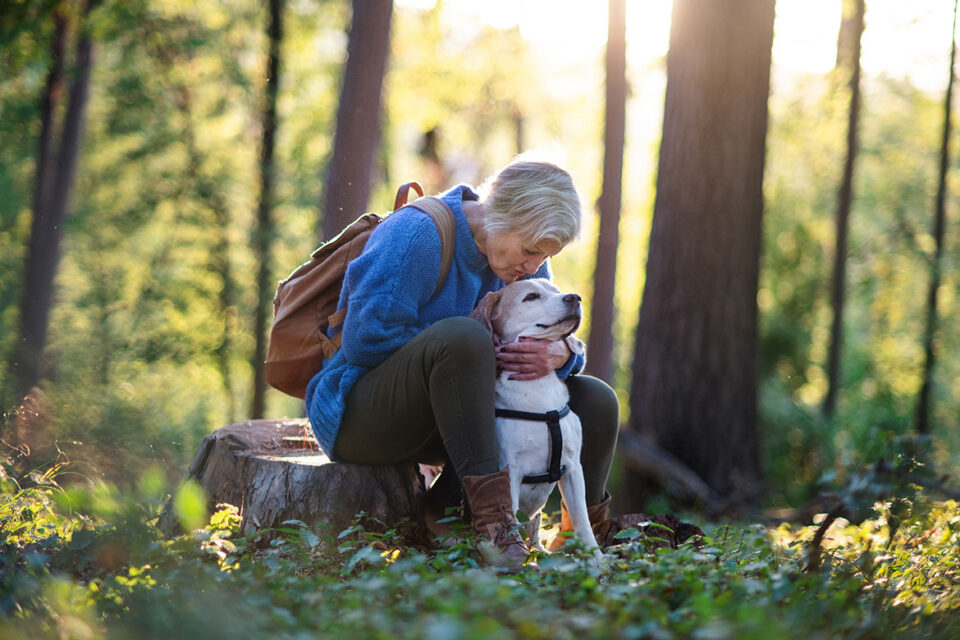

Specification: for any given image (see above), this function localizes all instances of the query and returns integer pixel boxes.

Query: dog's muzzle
[535,295,582,337]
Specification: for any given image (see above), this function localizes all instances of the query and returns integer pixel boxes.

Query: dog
[471,278,601,559]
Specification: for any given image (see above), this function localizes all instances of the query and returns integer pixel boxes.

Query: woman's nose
[523,258,542,274]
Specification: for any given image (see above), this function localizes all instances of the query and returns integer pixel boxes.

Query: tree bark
[158,419,425,540]
[320,0,394,241]
[512,104,525,155]
[823,0,865,418]
[31,8,66,239]
[251,0,285,419]
[915,0,957,434]
[835,0,863,74]
[585,0,627,384]
[15,1,97,397]
[625,0,774,505]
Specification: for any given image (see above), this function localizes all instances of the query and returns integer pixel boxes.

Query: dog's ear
[470,290,504,342]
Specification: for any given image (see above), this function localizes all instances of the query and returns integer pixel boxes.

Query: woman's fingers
[496,337,568,378]
[496,341,553,379]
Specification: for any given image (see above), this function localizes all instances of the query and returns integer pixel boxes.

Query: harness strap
[495,404,570,484]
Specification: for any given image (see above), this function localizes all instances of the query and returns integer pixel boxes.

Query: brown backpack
[264,182,457,399]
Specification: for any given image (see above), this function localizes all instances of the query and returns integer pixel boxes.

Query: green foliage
[2,462,959,639]
[43,365,221,481]
[760,68,960,505]
[1,0,320,473]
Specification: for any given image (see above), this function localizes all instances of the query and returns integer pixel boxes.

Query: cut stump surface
[159,419,425,539]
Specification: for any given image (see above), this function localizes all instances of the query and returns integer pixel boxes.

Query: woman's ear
[469,290,504,342]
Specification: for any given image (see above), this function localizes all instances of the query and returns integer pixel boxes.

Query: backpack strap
[405,195,457,296]
[394,181,425,210]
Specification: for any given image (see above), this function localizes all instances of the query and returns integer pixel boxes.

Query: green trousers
[332,316,619,505]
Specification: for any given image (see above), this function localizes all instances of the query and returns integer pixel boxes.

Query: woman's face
[485,232,562,283]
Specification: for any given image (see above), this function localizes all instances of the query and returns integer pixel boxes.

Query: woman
[306,155,619,571]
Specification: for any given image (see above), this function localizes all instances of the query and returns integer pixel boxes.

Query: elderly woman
[306,156,619,571]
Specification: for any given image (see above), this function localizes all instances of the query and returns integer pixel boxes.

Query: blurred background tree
[320,0,393,241]
[915,0,958,436]
[13,0,99,399]
[250,0,285,419]
[823,0,865,418]
[584,0,626,385]
[623,0,774,508]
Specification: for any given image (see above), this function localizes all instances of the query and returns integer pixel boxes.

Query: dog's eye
[522,293,540,302]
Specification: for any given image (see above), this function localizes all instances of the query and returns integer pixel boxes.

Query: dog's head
[470,278,583,346]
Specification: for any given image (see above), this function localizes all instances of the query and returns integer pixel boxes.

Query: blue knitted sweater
[305,185,585,456]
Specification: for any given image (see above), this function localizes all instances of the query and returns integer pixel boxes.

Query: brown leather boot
[548,491,616,551]
[462,467,531,572]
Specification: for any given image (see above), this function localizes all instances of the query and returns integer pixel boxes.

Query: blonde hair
[478,154,582,247]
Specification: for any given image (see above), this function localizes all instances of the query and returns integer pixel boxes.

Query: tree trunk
[624,0,774,506]
[915,0,957,434]
[15,1,96,397]
[585,0,627,384]
[513,104,525,154]
[320,0,394,241]
[616,430,725,513]
[823,0,865,418]
[835,0,863,74]
[251,0,285,420]
[211,199,237,423]
[158,419,425,541]
[31,8,66,242]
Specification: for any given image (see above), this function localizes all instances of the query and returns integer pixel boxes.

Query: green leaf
[172,481,207,532]
[300,528,319,548]
[341,545,384,575]
[337,524,363,539]
[281,519,307,527]
[614,527,642,541]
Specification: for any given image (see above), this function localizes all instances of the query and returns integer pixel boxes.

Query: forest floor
[2,468,959,639]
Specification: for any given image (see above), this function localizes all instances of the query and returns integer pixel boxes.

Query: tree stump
[158,419,425,540]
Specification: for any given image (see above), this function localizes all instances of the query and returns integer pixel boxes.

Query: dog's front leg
[557,464,603,561]
[508,467,522,519]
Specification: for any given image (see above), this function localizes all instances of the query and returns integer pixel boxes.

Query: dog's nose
[563,293,581,305]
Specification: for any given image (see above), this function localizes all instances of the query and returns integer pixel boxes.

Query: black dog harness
[494,404,570,484]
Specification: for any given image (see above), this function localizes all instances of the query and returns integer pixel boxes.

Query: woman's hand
[496,337,571,381]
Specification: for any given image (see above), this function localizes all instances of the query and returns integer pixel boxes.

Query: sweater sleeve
[555,348,585,379]
[338,212,443,369]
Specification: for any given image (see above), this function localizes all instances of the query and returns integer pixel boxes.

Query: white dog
[471,278,601,559]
